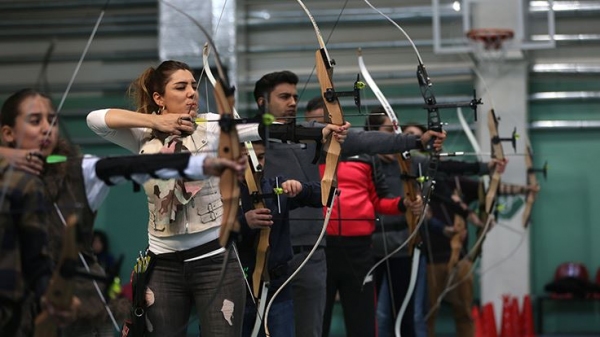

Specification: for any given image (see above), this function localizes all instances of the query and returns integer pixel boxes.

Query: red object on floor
[511,296,521,337]
[554,262,589,281]
[500,295,516,337]
[473,305,484,337]
[482,302,498,337]
[521,295,536,337]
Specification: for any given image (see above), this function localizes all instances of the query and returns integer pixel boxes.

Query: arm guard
[94,153,193,186]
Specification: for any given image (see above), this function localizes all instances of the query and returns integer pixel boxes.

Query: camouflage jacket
[141,128,222,238]
[0,158,53,305]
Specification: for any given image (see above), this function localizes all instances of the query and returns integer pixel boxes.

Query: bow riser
[315,49,344,206]
[203,35,269,336]
[396,154,421,254]
[485,109,505,214]
[447,213,466,271]
[215,79,242,247]
[217,145,241,247]
[522,144,538,228]
[245,168,270,299]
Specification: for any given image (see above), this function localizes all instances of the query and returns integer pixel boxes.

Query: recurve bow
[263,1,351,334]
[357,49,422,254]
[358,2,482,335]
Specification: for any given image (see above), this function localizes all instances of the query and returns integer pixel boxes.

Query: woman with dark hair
[1,88,119,337]
[86,60,261,337]
[92,230,117,276]
[0,87,246,337]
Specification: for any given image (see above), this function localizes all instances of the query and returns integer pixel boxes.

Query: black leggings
[322,236,376,337]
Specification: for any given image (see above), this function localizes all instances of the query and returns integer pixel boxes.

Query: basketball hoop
[466,28,515,73]
[467,28,514,50]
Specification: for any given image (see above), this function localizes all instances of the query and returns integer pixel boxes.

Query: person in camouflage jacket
[0,157,53,337]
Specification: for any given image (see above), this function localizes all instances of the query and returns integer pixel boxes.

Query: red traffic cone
[511,297,521,337]
[473,305,484,337]
[500,295,516,337]
[482,302,498,337]
[521,295,536,337]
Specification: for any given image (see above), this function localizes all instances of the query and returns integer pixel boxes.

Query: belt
[292,245,323,254]
[150,239,221,262]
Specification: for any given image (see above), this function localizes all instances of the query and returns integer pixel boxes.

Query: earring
[157,106,163,115]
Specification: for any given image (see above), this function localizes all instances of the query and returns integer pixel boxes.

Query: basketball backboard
[432,0,555,56]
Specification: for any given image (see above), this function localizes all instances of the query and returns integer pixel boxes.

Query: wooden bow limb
[467,179,491,263]
[447,213,467,272]
[447,180,468,271]
[34,215,78,337]
[522,144,539,228]
[485,109,507,214]
[295,0,345,207]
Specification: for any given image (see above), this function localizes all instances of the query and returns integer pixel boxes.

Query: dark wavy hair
[253,70,299,107]
[128,60,193,114]
[1,88,53,127]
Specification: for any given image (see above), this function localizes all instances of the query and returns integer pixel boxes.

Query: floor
[328,301,600,337]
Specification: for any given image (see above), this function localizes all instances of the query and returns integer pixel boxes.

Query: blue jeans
[242,298,295,337]
[375,256,414,337]
[377,277,394,337]
[146,251,246,337]
[413,254,428,337]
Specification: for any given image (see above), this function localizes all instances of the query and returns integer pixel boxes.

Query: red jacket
[320,157,404,236]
